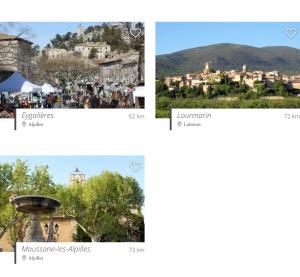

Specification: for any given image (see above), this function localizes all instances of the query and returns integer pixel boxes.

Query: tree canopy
[57,171,144,242]
[0,160,144,247]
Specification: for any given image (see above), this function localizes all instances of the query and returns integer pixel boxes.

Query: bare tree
[34,56,99,90]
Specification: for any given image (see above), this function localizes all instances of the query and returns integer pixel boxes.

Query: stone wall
[0,40,19,70]
[121,62,138,84]
[99,52,140,85]
[75,42,111,59]
[0,231,13,252]
[99,60,122,84]
[46,217,77,243]
[0,39,32,79]
[17,40,32,79]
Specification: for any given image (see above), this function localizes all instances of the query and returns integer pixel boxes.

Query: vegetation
[48,23,132,53]
[50,32,82,50]
[156,97,300,117]
[0,160,57,245]
[88,47,98,59]
[33,56,99,87]
[101,25,129,53]
[72,225,92,242]
[0,160,144,249]
[56,171,144,242]
[156,43,300,77]
[156,78,300,118]
[122,22,145,82]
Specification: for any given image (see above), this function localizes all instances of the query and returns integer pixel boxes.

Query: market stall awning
[0,71,41,93]
[42,83,56,94]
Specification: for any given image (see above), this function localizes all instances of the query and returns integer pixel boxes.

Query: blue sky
[0,156,144,189]
[3,22,141,48]
[3,22,101,48]
[156,22,300,55]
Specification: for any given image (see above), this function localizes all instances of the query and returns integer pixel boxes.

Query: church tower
[76,24,86,37]
[203,61,212,74]
[69,167,86,186]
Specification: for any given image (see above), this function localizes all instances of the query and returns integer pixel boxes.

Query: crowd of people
[0,85,138,118]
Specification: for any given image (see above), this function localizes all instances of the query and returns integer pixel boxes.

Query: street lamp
[44,221,59,242]
[54,223,59,234]
[44,223,49,234]
[44,222,59,234]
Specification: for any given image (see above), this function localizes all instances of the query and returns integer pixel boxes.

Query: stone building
[99,51,140,84]
[74,42,111,59]
[288,81,300,90]
[0,33,33,81]
[76,24,86,37]
[163,62,295,91]
[203,61,212,74]
[45,48,70,59]
[69,167,86,185]
[165,76,183,87]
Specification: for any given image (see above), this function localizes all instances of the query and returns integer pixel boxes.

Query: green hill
[156,43,300,77]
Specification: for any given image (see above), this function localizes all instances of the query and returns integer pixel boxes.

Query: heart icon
[285,27,297,39]
[130,28,141,38]
[129,161,142,172]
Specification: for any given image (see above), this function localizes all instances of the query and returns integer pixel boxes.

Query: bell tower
[69,167,86,186]
[203,61,212,74]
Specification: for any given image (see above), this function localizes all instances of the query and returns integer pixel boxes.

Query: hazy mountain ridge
[156,43,300,77]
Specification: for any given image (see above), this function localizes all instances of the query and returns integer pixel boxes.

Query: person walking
[47,94,53,108]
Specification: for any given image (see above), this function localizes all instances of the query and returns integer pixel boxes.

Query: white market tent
[42,83,56,94]
[132,86,145,104]
[133,86,145,99]
[0,71,41,93]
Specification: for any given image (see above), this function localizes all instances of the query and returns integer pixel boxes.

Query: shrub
[156,96,171,110]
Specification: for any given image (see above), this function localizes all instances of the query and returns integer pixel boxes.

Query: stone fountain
[11,195,61,242]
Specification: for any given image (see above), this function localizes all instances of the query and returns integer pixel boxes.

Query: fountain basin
[11,195,61,214]
[11,195,61,242]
